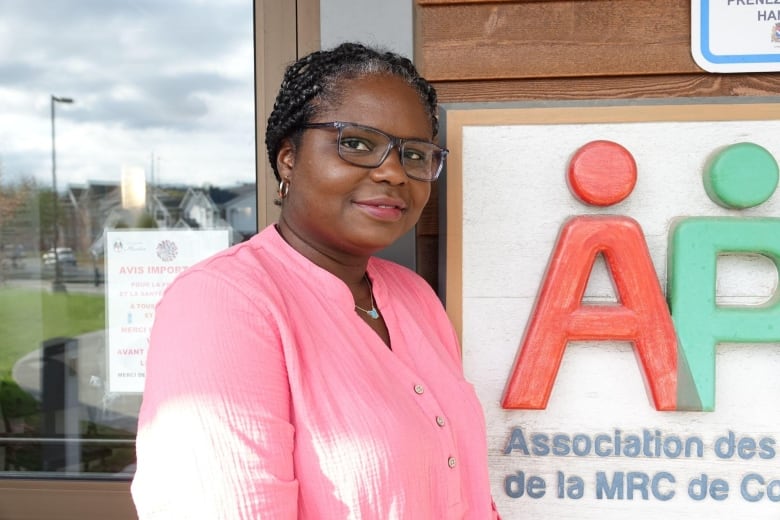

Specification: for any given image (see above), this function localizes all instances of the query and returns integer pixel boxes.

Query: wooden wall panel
[412,0,780,291]
[416,0,697,80]
[431,74,780,103]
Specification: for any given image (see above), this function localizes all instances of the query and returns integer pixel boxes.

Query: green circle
[704,142,779,209]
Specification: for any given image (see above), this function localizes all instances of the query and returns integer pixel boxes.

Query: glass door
[0,0,257,515]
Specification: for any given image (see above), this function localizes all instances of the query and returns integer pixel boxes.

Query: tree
[0,166,35,249]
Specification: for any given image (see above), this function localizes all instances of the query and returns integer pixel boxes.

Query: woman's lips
[354,198,407,221]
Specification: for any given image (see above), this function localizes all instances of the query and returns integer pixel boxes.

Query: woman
[132,42,500,519]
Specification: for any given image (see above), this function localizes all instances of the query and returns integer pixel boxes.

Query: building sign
[692,0,780,72]
[105,229,229,393]
[441,100,780,518]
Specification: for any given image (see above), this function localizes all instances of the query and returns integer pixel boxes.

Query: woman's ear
[276,138,296,178]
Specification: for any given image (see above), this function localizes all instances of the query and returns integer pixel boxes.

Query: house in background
[148,187,186,229]
[177,187,223,230]
[63,181,257,259]
[221,184,257,240]
[66,181,122,256]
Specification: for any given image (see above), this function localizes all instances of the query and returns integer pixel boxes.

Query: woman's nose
[369,145,408,184]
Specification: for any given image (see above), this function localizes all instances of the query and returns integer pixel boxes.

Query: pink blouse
[132,225,499,519]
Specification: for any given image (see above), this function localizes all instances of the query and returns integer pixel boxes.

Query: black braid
[265,42,439,181]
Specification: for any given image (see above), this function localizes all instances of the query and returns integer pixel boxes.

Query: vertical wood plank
[255,0,320,231]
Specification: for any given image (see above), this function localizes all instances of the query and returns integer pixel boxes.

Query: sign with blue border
[692,0,780,72]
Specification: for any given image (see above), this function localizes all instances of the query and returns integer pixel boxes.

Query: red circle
[567,140,637,206]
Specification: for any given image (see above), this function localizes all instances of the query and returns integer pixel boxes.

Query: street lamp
[51,95,74,293]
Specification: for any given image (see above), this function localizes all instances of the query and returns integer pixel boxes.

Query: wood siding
[413,0,780,290]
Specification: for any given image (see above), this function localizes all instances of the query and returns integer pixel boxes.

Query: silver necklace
[354,274,380,320]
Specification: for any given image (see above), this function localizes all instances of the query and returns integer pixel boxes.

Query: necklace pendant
[356,274,380,320]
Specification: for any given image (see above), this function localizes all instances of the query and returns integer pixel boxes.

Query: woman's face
[276,74,433,262]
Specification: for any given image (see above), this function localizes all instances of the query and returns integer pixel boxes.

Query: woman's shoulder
[369,257,441,304]
[370,257,429,287]
[159,228,289,305]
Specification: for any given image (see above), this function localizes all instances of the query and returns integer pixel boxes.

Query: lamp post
[51,95,74,293]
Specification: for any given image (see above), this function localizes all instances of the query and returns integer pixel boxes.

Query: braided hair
[265,42,439,182]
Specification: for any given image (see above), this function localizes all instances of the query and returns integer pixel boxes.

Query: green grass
[0,288,105,420]
[0,288,133,473]
[0,288,105,380]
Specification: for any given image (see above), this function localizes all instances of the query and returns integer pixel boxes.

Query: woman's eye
[340,137,373,152]
[403,148,425,162]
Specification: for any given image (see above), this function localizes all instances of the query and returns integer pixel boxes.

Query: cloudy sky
[0,0,256,190]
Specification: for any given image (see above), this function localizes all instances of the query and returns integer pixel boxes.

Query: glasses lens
[335,123,446,181]
[401,141,443,181]
[337,125,390,167]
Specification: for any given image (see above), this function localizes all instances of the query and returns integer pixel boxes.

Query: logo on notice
[156,240,178,262]
[773,23,780,43]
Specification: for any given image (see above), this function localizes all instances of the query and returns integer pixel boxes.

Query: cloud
[0,0,256,188]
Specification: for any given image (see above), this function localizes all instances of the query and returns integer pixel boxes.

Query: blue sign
[692,0,780,72]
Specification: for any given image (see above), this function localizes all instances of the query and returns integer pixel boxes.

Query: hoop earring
[278,178,290,199]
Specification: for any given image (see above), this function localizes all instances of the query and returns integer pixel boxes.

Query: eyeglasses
[301,121,448,182]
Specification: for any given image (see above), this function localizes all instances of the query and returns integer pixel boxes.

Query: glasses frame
[301,121,448,182]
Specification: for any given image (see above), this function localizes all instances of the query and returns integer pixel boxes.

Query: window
[0,0,256,480]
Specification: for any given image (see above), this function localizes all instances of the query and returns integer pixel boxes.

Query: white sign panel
[692,0,780,72]
[105,229,230,393]
[443,101,780,519]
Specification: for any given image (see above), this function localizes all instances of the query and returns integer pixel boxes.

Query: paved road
[1,256,103,292]
[11,330,141,433]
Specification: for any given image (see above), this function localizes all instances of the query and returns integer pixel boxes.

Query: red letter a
[501,215,677,411]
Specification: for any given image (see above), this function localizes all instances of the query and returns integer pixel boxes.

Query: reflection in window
[0,0,256,479]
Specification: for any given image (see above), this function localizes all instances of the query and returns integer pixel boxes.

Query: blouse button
[435,415,446,427]
[413,384,424,395]
[448,456,457,468]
